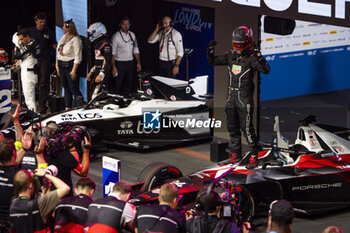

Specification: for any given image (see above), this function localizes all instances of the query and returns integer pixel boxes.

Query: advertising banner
[102,156,121,197]
[173,3,215,93]
[0,68,12,122]
[260,16,350,101]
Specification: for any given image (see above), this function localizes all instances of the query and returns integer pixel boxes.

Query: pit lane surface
[72,143,350,232]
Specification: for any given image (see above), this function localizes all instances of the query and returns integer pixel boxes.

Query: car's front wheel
[137,162,183,192]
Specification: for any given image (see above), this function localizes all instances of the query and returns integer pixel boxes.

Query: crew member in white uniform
[13,29,39,113]
[148,16,184,78]
[111,17,141,95]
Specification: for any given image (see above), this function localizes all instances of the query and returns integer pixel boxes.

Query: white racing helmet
[87,22,107,42]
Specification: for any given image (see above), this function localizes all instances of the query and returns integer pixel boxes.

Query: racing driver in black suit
[207,26,270,169]
[86,22,113,99]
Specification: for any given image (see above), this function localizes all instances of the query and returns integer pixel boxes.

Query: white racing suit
[14,39,39,112]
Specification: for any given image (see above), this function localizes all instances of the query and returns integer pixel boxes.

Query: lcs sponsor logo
[77,113,102,119]
[61,114,77,121]
[117,121,134,135]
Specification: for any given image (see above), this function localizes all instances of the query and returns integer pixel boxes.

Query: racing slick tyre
[137,162,183,192]
[235,185,255,226]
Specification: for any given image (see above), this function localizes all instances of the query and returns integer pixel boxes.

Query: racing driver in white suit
[13,29,39,113]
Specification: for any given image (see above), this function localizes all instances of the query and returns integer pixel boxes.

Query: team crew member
[54,177,96,233]
[56,19,84,109]
[85,181,136,233]
[10,169,70,233]
[13,29,40,113]
[266,199,295,233]
[86,22,113,99]
[186,190,240,233]
[148,16,184,78]
[207,26,270,169]
[111,17,141,95]
[0,138,18,232]
[29,12,57,114]
[133,183,186,233]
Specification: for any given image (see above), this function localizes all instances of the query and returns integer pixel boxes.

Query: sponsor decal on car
[61,114,77,121]
[118,121,134,135]
[77,113,102,119]
[292,182,342,191]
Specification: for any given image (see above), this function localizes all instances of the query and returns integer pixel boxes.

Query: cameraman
[47,135,90,197]
[186,189,240,233]
[10,169,70,233]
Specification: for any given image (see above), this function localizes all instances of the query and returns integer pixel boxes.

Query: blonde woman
[56,19,83,109]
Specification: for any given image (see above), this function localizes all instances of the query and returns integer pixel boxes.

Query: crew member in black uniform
[207,26,270,169]
[133,183,186,233]
[0,138,18,233]
[86,22,113,99]
[84,181,136,233]
[54,177,96,232]
[186,189,240,233]
[10,169,70,233]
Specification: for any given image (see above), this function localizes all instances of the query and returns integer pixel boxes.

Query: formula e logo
[77,113,102,119]
[143,110,161,129]
[61,114,77,121]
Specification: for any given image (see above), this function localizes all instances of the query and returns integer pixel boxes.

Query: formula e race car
[130,115,350,224]
[1,75,216,150]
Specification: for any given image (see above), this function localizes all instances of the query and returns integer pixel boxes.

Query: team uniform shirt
[84,193,135,233]
[133,204,186,233]
[10,190,59,233]
[111,30,139,61]
[29,27,56,62]
[57,35,83,64]
[0,165,17,227]
[149,28,184,61]
[54,194,93,233]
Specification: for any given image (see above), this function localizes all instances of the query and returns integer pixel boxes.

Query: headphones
[195,189,221,212]
[269,199,279,215]
[65,19,73,28]
[163,16,174,27]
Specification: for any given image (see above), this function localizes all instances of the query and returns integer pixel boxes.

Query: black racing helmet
[232,26,253,51]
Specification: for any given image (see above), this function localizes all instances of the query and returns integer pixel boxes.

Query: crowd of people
[11,13,184,114]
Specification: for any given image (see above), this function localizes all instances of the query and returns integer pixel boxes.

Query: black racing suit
[89,37,113,99]
[207,47,270,157]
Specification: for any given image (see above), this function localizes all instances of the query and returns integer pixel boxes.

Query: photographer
[10,169,70,233]
[186,189,240,233]
[46,131,91,197]
[133,183,186,233]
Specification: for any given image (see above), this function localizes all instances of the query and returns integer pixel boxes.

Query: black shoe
[246,156,258,169]
[38,106,47,114]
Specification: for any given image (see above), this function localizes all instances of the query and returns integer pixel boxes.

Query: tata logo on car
[77,113,102,119]
[61,114,77,121]
[117,121,134,135]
